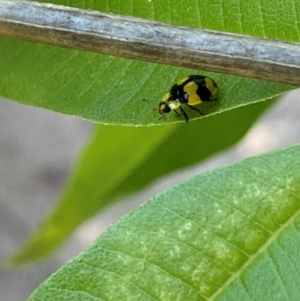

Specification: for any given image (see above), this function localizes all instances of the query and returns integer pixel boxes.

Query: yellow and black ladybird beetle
[158,75,218,123]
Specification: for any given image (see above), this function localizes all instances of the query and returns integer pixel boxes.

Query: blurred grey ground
[0,90,300,300]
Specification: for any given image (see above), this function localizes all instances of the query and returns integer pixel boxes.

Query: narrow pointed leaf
[11,98,275,264]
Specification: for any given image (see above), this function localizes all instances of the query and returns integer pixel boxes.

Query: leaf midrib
[209,202,300,300]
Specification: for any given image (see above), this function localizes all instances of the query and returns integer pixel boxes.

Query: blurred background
[0,90,300,301]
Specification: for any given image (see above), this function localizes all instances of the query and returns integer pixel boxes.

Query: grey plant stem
[0,0,300,85]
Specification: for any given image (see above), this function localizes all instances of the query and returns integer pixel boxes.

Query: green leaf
[0,0,297,125]
[11,98,275,265]
[28,144,300,301]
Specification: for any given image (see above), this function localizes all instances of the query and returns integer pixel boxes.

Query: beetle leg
[174,109,181,116]
[158,114,166,121]
[179,107,189,123]
[187,104,204,115]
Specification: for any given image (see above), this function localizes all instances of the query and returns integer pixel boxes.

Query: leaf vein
[96,246,207,299]
[78,262,159,301]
